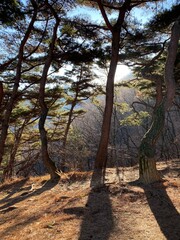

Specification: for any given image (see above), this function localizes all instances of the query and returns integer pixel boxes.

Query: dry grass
[0,160,179,240]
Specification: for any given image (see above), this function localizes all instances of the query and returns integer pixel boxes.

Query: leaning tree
[121,4,180,183]
[138,17,180,183]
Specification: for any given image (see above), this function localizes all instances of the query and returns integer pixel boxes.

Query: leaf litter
[0,159,179,240]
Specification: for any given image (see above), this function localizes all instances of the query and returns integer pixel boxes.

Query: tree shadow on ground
[0,179,59,211]
[0,178,28,204]
[131,180,180,240]
[0,209,41,239]
[78,169,114,240]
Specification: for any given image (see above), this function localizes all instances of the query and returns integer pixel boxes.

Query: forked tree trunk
[94,1,128,170]
[38,3,60,181]
[139,17,180,184]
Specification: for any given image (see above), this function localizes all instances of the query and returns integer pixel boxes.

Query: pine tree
[121,4,180,183]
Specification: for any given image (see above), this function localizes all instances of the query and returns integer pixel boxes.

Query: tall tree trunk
[0,82,3,107]
[61,99,77,171]
[38,4,60,181]
[139,17,180,184]
[0,5,38,167]
[94,0,129,169]
[95,32,120,169]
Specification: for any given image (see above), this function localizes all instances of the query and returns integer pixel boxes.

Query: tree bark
[139,101,165,183]
[61,95,77,171]
[0,5,38,167]
[139,17,180,184]
[3,120,27,180]
[38,3,60,181]
[95,32,120,169]
[94,1,129,170]
[0,82,3,107]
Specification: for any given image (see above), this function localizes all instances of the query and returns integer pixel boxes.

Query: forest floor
[0,159,179,240]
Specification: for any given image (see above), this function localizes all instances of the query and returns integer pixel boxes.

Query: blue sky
[68,0,178,25]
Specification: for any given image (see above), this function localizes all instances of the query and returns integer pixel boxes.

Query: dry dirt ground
[0,159,180,240]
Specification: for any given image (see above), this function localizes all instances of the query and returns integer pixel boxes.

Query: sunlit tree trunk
[139,17,180,184]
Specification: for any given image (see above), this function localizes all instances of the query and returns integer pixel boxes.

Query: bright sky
[92,64,133,85]
[67,0,178,84]
[115,65,134,83]
[68,0,178,25]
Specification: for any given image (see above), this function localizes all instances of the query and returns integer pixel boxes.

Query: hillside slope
[0,160,180,240]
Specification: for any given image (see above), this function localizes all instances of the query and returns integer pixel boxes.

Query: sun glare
[115,65,133,83]
[93,64,133,85]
